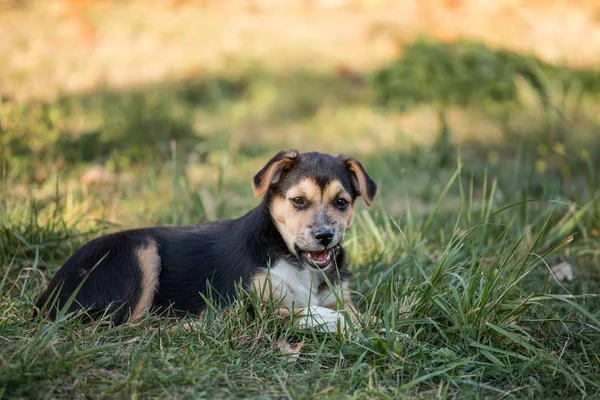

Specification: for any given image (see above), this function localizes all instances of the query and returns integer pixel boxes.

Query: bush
[370,40,600,110]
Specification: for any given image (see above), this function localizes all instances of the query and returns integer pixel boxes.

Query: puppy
[34,150,378,329]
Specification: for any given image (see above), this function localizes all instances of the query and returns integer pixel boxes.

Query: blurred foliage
[0,69,362,182]
[0,88,206,181]
[371,40,600,110]
[1,39,599,200]
[369,39,600,175]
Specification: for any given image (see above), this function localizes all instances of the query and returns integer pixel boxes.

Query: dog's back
[35,211,272,323]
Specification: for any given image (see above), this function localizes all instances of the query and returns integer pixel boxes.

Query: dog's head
[252,150,378,270]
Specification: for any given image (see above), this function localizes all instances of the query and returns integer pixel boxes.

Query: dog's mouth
[299,247,338,269]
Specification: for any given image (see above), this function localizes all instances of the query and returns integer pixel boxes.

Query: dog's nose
[314,227,334,247]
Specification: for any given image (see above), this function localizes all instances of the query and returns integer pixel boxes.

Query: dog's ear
[339,156,378,206]
[252,150,300,197]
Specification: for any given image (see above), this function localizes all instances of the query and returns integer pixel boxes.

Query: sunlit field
[1,1,600,398]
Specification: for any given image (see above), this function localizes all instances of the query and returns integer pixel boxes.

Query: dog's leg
[330,301,358,320]
[35,235,160,325]
[129,241,161,321]
[251,272,354,332]
[274,306,353,333]
[296,306,352,332]
[322,283,359,319]
[251,273,341,331]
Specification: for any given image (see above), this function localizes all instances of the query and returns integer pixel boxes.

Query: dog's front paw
[297,306,352,333]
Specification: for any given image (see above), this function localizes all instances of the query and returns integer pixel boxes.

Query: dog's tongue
[309,250,329,262]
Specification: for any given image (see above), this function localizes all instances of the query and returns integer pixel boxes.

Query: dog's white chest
[265,260,331,309]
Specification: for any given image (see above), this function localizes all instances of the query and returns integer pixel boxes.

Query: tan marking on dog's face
[131,240,161,320]
[322,179,355,229]
[270,177,355,255]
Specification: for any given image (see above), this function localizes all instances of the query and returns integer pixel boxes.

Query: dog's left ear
[339,156,378,206]
[252,150,300,197]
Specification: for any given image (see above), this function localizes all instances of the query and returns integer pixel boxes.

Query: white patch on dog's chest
[265,260,333,309]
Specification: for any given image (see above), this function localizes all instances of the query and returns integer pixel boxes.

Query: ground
[1,0,600,398]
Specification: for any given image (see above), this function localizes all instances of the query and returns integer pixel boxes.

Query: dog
[34,150,378,329]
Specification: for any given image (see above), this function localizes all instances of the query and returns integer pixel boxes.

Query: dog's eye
[335,198,349,209]
[290,196,306,208]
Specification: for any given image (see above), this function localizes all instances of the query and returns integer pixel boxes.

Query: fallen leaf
[276,339,303,362]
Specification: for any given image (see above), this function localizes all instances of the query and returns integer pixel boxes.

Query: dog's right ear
[252,150,299,197]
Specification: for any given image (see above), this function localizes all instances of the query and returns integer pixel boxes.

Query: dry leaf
[276,339,303,362]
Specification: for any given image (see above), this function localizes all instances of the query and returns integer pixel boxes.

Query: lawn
[1,1,600,398]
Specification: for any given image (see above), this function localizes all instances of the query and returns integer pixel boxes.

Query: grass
[1,31,600,400]
[2,161,600,398]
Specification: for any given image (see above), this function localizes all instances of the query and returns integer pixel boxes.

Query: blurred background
[3,3,600,397]
[1,0,599,228]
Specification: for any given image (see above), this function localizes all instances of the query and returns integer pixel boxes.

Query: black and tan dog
[35,150,377,329]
